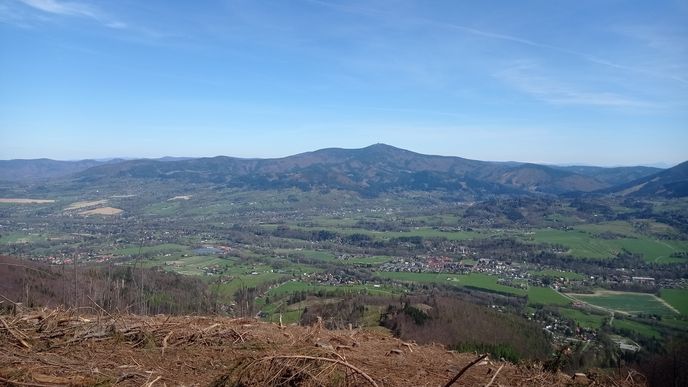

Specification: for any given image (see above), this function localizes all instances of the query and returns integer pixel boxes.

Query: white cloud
[20,0,96,17]
[18,0,126,29]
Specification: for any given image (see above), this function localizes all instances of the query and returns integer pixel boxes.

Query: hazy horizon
[1,0,687,165]
[0,142,679,169]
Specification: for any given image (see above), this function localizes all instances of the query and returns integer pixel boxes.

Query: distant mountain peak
[363,143,400,150]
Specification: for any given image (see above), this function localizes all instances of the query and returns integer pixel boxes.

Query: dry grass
[79,207,123,216]
[0,307,646,386]
[0,198,55,204]
[168,195,192,201]
[64,200,108,211]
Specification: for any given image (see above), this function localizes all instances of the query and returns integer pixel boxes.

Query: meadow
[572,291,677,316]
[0,232,46,244]
[257,281,400,324]
[613,319,662,339]
[113,243,190,257]
[376,271,574,308]
[342,255,394,265]
[216,271,287,297]
[660,289,688,315]
[530,226,688,263]
[272,217,688,263]
[273,223,496,241]
[557,307,607,329]
[526,287,570,306]
[376,271,527,295]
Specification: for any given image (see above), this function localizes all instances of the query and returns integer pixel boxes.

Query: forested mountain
[0,159,114,181]
[552,165,662,186]
[4,144,685,198]
[607,161,688,198]
[0,157,192,182]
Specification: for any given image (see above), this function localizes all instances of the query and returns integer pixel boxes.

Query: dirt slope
[0,308,643,386]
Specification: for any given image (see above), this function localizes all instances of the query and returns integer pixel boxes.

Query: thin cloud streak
[307,0,688,86]
[495,63,654,108]
[18,0,127,29]
[440,23,688,85]
[5,1,185,44]
[20,0,97,18]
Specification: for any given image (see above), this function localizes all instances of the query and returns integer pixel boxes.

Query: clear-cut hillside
[0,308,642,386]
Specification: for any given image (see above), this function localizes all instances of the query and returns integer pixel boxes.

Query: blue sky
[0,0,686,166]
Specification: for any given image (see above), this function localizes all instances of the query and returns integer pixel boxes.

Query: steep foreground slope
[0,308,642,386]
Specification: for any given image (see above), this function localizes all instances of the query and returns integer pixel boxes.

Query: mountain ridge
[2,144,681,198]
[71,144,598,196]
[606,160,688,198]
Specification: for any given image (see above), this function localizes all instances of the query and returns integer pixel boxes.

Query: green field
[258,281,400,325]
[378,272,581,309]
[114,243,189,256]
[407,214,462,226]
[217,272,287,297]
[275,218,688,263]
[342,255,394,265]
[527,287,570,306]
[530,269,586,280]
[289,219,688,264]
[138,253,238,274]
[378,228,496,241]
[299,205,463,229]
[576,220,677,237]
[376,271,457,284]
[143,200,187,216]
[657,317,688,331]
[377,272,529,296]
[139,251,315,278]
[660,289,688,315]
[278,224,496,241]
[266,281,397,298]
[573,291,677,316]
[558,307,607,329]
[530,228,688,263]
[0,232,46,244]
[158,256,234,276]
[613,319,661,339]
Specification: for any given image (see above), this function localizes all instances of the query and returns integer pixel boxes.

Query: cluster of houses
[378,256,472,274]
[312,272,362,286]
[529,308,600,347]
